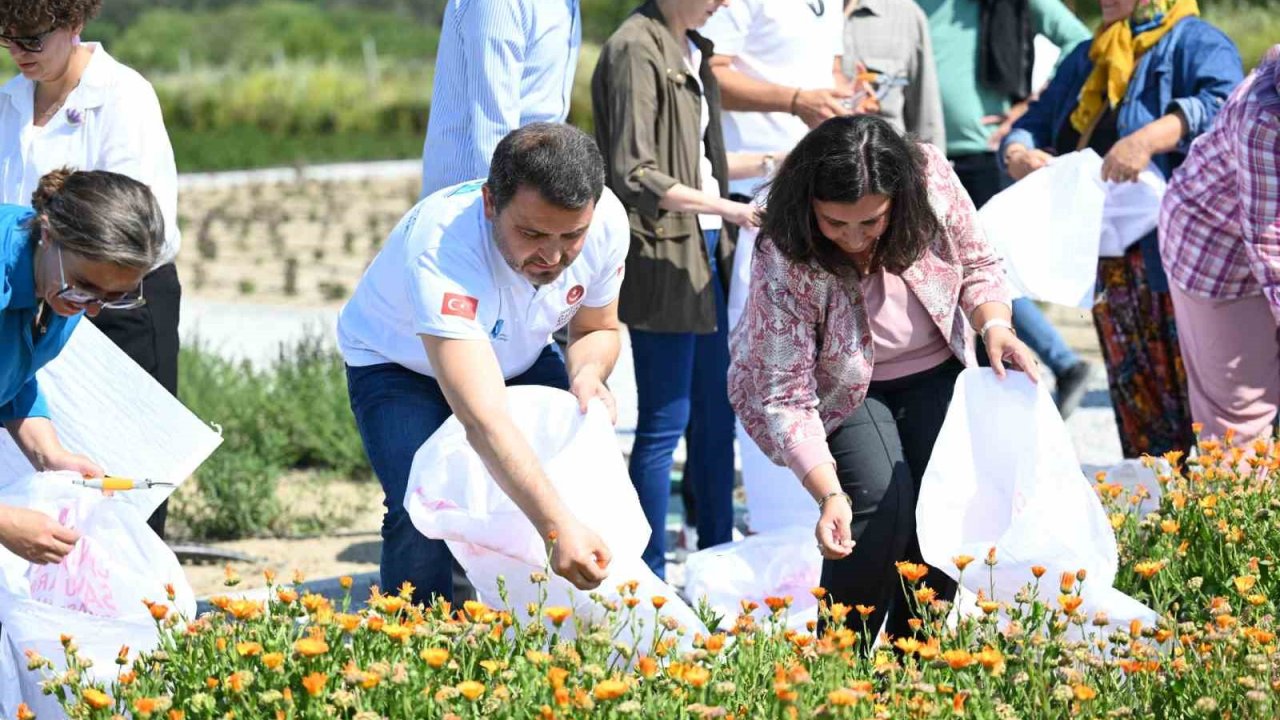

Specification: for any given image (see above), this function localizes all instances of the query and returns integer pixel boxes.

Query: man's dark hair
[487,123,605,213]
[759,115,942,277]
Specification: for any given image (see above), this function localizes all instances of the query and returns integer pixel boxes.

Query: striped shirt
[1159,46,1280,323]
[420,0,581,198]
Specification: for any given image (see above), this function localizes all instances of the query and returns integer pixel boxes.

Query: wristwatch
[760,153,777,177]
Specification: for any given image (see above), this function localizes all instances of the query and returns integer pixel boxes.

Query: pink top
[727,142,1012,482]
[861,270,954,381]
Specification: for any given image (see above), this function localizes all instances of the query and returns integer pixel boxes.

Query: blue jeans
[346,345,570,606]
[628,230,736,578]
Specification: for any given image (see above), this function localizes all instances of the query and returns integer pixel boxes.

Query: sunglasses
[54,244,146,310]
[0,27,56,53]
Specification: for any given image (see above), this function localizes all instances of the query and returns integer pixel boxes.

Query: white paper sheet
[0,321,222,519]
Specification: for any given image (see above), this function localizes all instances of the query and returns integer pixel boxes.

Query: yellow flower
[294,637,329,657]
[421,647,450,669]
[895,562,929,583]
[592,679,629,701]
[463,600,488,620]
[226,599,263,621]
[1233,576,1258,595]
[941,650,972,670]
[684,666,710,688]
[1160,519,1180,534]
[1073,684,1097,701]
[894,637,921,655]
[82,689,112,710]
[382,624,414,643]
[914,586,938,605]
[457,681,486,701]
[952,555,974,572]
[1134,560,1166,580]
[828,688,860,707]
[235,642,262,657]
[261,653,284,670]
[1110,513,1126,530]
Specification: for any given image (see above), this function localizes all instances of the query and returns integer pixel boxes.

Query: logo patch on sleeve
[566,284,585,305]
[441,293,479,320]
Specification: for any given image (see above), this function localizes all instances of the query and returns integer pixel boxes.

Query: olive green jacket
[591,1,736,334]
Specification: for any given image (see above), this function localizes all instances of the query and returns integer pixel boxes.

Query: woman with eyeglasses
[0,167,163,565]
[0,0,182,538]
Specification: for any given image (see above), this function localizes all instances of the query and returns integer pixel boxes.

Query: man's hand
[0,505,80,564]
[1005,145,1053,181]
[1101,133,1154,183]
[983,100,1030,151]
[548,518,612,590]
[570,370,617,425]
[793,87,854,129]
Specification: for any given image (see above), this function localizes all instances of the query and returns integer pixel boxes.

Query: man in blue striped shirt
[420,0,582,198]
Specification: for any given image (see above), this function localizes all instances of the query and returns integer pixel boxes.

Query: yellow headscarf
[1069,0,1200,134]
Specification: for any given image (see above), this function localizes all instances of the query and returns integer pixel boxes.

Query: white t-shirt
[338,180,630,380]
[0,44,181,268]
[684,41,721,232]
[700,0,845,196]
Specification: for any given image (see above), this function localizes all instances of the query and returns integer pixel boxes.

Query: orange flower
[1160,519,1180,535]
[1073,684,1097,701]
[914,586,938,605]
[1031,565,1046,578]
[829,603,851,625]
[764,596,792,612]
[463,600,488,620]
[1233,576,1258,595]
[828,688,860,707]
[545,606,573,627]
[941,649,972,670]
[978,599,1000,615]
[294,637,329,657]
[704,633,727,654]
[976,646,1005,676]
[985,547,998,566]
[855,604,875,618]
[1134,560,1166,580]
[227,671,247,693]
[457,681,485,701]
[235,642,263,657]
[1059,595,1084,614]
[637,656,659,679]
[148,603,168,621]
[952,555,974,572]
[548,667,570,690]
[16,703,35,720]
[421,647,450,669]
[301,672,327,697]
[262,653,284,670]
[811,587,827,600]
[592,680,629,701]
[895,562,929,583]
[82,689,112,710]
[651,596,668,610]
[894,637,921,655]
[685,666,711,687]
[226,599,263,621]
[339,576,354,590]
[276,588,298,605]
[167,711,184,720]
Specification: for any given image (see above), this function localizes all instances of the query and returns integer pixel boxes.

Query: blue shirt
[420,0,582,198]
[0,204,80,423]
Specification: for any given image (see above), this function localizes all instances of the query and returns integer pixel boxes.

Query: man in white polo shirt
[339,123,630,605]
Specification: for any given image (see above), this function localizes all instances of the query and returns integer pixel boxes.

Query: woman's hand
[1101,133,1154,183]
[41,449,105,479]
[985,326,1041,383]
[1004,145,1053,181]
[0,505,80,565]
[723,201,761,230]
[815,494,855,560]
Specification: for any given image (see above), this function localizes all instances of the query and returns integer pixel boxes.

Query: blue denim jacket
[0,204,80,423]
[999,17,1243,291]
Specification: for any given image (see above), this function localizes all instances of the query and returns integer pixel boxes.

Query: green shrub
[174,337,371,540]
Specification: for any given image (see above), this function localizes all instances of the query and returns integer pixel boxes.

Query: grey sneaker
[1054,361,1093,419]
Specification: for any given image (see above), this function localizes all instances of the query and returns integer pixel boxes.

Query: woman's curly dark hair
[0,0,102,34]
[758,115,941,277]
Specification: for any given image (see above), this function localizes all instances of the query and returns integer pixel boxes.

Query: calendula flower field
[22,430,1280,719]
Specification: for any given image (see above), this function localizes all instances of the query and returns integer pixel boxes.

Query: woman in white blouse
[0,0,181,538]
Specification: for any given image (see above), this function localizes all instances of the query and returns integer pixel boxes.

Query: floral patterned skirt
[1092,246,1194,458]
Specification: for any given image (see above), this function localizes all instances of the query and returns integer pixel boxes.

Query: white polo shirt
[0,43,181,268]
[701,0,845,196]
[338,180,630,380]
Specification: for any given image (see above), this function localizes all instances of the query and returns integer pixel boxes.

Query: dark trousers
[820,358,962,645]
[346,346,569,607]
[627,230,736,578]
[88,262,181,539]
[950,153,1080,376]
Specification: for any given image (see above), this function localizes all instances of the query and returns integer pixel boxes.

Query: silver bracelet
[979,318,1014,339]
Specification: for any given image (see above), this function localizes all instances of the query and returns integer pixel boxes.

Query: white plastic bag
[738,420,816,534]
[683,526,821,632]
[405,387,705,650]
[916,369,1157,635]
[1098,168,1166,258]
[0,472,196,719]
[980,150,1108,309]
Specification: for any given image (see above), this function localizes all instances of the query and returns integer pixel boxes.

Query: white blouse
[0,43,181,268]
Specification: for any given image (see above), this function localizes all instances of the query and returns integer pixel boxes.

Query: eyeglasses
[54,244,146,310]
[0,27,56,53]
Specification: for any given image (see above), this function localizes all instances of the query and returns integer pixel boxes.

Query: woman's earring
[72,34,81,46]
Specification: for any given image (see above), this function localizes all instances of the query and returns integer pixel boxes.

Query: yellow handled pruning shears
[71,476,176,492]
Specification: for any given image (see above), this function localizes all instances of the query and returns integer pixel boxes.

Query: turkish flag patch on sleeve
[441,293,479,320]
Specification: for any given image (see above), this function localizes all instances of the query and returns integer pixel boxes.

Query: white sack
[406,387,705,649]
[981,150,1107,309]
[0,472,196,719]
[916,369,1157,637]
[738,421,815,534]
[1098,168,1166,258]
[727,224,757,331]
[683,526,820,632]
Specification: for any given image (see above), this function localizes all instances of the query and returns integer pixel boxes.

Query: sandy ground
[173,175,1115,599]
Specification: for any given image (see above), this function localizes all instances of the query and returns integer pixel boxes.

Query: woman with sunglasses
[0,167,163,565]
[0,0,181,537]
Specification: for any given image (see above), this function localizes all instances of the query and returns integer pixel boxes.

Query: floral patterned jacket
[727,142,1011,481]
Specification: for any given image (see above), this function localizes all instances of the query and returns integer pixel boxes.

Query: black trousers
[88,262,182,539]
[820,358,962,645]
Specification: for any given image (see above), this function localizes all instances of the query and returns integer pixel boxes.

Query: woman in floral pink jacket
[728,116,1038,645]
